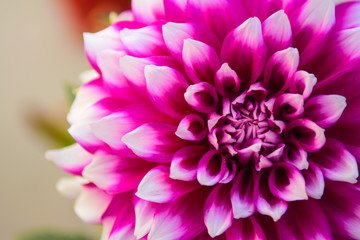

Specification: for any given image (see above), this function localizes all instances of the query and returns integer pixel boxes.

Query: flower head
[48,0,360,239]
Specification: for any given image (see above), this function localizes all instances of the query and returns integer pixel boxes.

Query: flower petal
[132,0,165,24]
[162,22,221,61]
[214,63,242,98]
[170,145,208,181]
[145,65,193,119]
[136,166,199,203]
[82,151,154,194]
[262,10,292,57]
[204,184,233,237]
[163,0,188,22]
[230,167,256,219]
[226,217,266,240]
[221,17,267,86]
[46,144,92,175]
[303,95,346,129]
[197,150,228,186]
[283,142,309,170]
[175,114,208,141]
[133,196,158,239]
[263,47,299,96]
[273,93,304,121]
[182,39,220,84]
[185,82,219,114]
[122,122,185,163]
[268,163,308,202]
[310,138,359,183]
[285,119,326,152]
[289,70,317,101]
[301,160,325,199]
[335,1,360,30]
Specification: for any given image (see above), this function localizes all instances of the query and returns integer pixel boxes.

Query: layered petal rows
[48,0,360,239]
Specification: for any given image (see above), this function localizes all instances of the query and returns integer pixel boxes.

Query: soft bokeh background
[0,0,128,239]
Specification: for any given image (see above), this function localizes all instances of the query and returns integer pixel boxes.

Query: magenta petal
[283,142,309,170]
[221,17,267,86]
[136,166,199,203]
[170,145,208,181]
[131,0,165,24]
[204,184,233,237]
[145,65,193,119]
[304,94,346,129]
[230,167,256,219]
[310,138,359,184]
[214,63,242,98]
[133,196,158,239]
[46,144,92,175]
[82,151,153,194]
[277,200,332,240]
[289,70,317,100]
[122,122,185,163]
[262,10,292,57]
[302,160,325,199]
[184,82,219,114]
[197,150,227,186]
[74,184,113,224]
[182,39,220,84]
[255,171,288,221]
[263,47,299,95]
[120,24,169,57]
[226,217,266,240]
[268,163,308,202]
[163,0,188,22]
[285,118,326,152]
[162,22,221,61]
[148,189,207,240]
[273,93,304,121]
[176,114,208,141]
[335,1,360,30]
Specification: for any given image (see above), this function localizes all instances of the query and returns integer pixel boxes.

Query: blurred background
[0,0,129,239]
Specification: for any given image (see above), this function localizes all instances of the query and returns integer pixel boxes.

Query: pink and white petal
[304,95,346,129]
[91,103,175,151]
[262,10,292,57]
[184,82,219,114]
[97,50,139,101]
[221,17,267,86]
[148,188,208,240]
[136,166,199,203]
[182,39,220,84]
[215,63,242,98]
[289,70,317,101]
[131,0,165,24]
[162,22,221,61]
[82,151,154,194]
[122,122,186,163]
[321,181,360,240]
[301,160,325,199]
[74,184,113,225]
[84,21,142,71]
[289,0,335,62]
[133,196,158,239]
[226,217,266,240]
[283,142,309,170]
[68,122,106,153]
[120,24,169,57]
[255,171,288,221]
[310,138,359,183]
[46,143,92,175]
[163,0,188,22]
[277,200,332,240]
[230,167,256,219]
[197,150,228,186]
[170,145,208,181]
[335,1,360,30]
[268,163,308,202]
[145,65,193,119]
[187,0,249,39]
[204,184,233,238]
[284,118,326,152]
[56,177,89,199]
[263,48,299,96]
[273,93,304,121]
[176,114,208,141]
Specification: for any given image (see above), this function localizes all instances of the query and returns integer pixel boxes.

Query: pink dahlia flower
[47,0,360,239]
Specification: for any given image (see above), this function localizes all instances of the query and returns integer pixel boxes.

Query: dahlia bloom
[47,0,360,239]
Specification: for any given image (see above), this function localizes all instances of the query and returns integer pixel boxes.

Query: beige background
[0,0,98,239]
